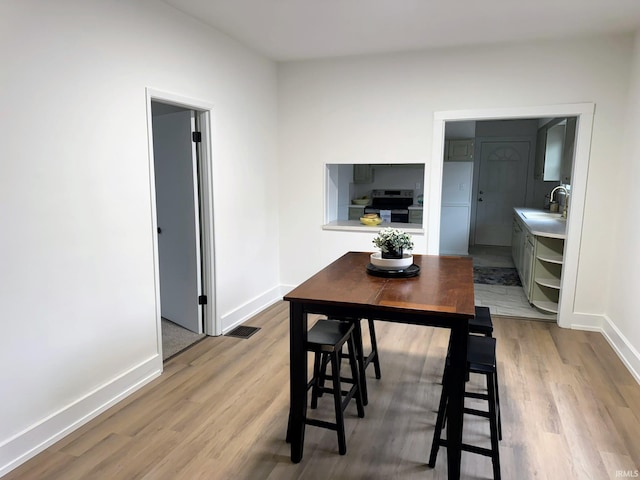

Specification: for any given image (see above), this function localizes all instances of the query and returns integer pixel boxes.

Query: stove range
[364,189,414,223]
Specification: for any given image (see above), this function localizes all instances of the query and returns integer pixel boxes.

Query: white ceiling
[162,0,640,61]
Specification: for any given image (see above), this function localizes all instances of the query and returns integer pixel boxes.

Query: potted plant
[372,227,414,259]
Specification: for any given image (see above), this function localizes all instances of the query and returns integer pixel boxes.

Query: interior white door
[474,141,530,246]
[153,109,203,334]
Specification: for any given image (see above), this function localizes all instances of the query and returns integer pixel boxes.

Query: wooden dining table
[283,251,475,480]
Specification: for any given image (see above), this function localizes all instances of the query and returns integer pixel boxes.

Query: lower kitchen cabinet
[521,232,535,300]
[512,209,565,314]
[409,208,423,224]
[512,214,524,283]
[348,205,366,220]
[530,236,564,313]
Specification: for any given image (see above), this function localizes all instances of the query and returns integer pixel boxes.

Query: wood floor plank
[4,305,640,480]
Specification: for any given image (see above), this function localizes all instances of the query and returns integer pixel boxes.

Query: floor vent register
[225,325,261,339]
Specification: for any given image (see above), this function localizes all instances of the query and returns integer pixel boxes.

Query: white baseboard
[280,284,296,297]
[601,314,640,385]
[561,312,639,385]
[0,355,162,477]
[220,285,283,334]
[568,311,603,331]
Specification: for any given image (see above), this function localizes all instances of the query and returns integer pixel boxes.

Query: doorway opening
[146,89,219,363]
[429,104,595,329]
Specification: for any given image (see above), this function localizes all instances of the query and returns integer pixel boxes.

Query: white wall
[278,35,632,320]
[605,31,640,380]
[0,0,278,473]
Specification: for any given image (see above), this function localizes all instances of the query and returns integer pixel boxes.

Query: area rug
[473,266,522,286]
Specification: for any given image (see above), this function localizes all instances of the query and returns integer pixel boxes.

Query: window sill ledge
[322,220,425,234]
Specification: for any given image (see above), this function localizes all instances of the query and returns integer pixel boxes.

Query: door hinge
[192,131,202,143]
[198,295,207,305]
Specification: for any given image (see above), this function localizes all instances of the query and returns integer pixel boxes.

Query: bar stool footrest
[305,418,338,431]
[438,439,494,458]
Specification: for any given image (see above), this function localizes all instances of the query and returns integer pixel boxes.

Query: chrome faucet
[550,185,570,218]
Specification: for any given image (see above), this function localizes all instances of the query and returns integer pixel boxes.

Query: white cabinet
[440,162,472,255]
[535,117,576,183]
[440,206,471,254]
[512,210,565,314]
[512,213,535,300]
[561,117,576,184]
[445,139,474,161]
[348,205,366,220]
[353,164,374,184]
[522,233,535,300]
[511,215,524,279]
[530,236,564,314]
[409,208,423,224]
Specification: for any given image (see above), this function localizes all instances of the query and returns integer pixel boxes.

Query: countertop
[348,204,423,209]
[323,220,424,233]
[514,207,566,239]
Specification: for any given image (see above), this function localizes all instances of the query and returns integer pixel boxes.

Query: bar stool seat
[286,319,365,455]
[471,306,493,336]
[429,335,502,479]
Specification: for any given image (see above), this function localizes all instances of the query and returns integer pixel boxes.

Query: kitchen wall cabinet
[561,117,576,184]
[445,139,474,161]
[535,120,565,181]
[534,118,578,182]
[353,164,374,184]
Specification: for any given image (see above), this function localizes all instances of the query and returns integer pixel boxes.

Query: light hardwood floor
[7,302,640,479]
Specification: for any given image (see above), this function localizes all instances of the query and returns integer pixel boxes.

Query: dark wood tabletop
[284,251,475,320]
[284,251,475,480]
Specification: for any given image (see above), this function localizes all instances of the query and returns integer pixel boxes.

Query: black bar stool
[320,317,381,406]
[441,306,502,436]
[429,335,502,479]
[442,306,500,429]
[470,306,501,434]
[286,319,365,455]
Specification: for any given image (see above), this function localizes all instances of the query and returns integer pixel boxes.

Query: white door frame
[145,88,221,357]
[428,103,595,329]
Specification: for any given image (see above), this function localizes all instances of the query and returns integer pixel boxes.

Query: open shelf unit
[531,236,565,314]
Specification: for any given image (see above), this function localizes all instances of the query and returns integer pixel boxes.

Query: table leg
[445,320,469,480]
[289,302,307,463]
[351,319,368,406]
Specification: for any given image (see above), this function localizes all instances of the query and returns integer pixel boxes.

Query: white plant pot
[370,252,413,270]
